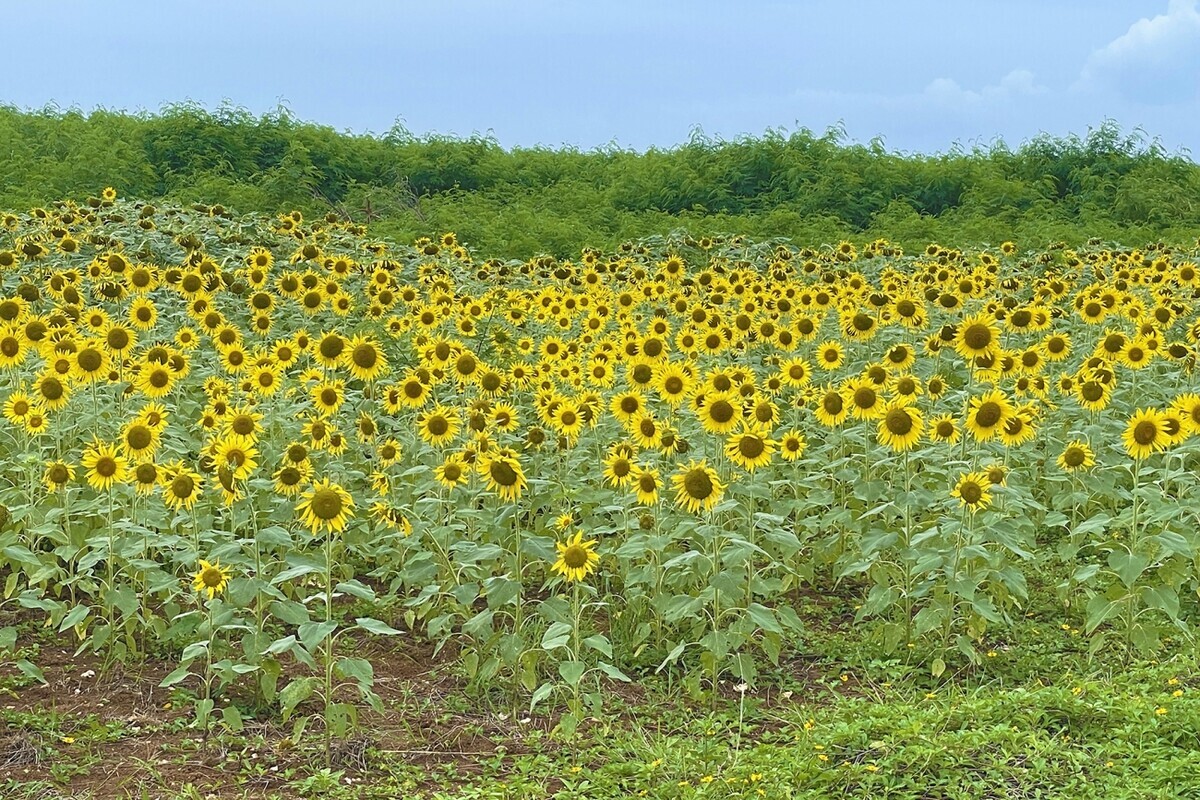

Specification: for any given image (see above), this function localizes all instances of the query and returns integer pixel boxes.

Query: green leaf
[279,676,318,720]
[558,660,586,686]
[271,565,320,585]
[220,704,244,733]
[1142,585,1180,618]
[596,661,632,682]
[541,621,572,651]
[581,634,612,658]
[746,603,782,634]
[270,600,310,626]
[297,620,338,651]
[355,617,403,636]
[159,663,194,688]
[16,659,46,685]
[336,657,374,686]
[335,579,376,601]
[59,604,91,632]
[529,682,554,712]
[1108,551,1151,588]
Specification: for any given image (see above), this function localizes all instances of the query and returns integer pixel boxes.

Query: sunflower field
[1,190,1200,757]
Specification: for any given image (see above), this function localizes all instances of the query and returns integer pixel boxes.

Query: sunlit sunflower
[696,392,742,435]
[877,401,923,452]
[417,405,461,447]
[955,312,1000,360]
[122,421,160,459]
[434,453,469,489]
[551,531,600,583]
[1123,408,1167,460]
[480,451,527,502]
[779,429,806,461]
[346,335,388,382]
[602,448,636,487]
[211,435,259,481]
[81,440,129,491]
[672,459,725,514]
[191,559,232,600]
[2,392,34,426]
[814,385,850,427]
[965,390,1014,441]
[43,460,74,492]
[296,478,356,534]
[951,471,993,513]
[162,462,202,511]
[633,465,661,506]
[1057,440,1096,472]
[724,425,776,471]
[844,377,885,420]
[928,414,961,444]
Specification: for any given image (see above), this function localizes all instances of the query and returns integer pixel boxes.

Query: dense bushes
[1,103,1197,255]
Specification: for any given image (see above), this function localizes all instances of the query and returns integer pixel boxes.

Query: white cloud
[922,70,1047,107]
[1078,0,1200,103]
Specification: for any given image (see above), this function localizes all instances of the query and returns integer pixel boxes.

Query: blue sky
[5,1,1199,156]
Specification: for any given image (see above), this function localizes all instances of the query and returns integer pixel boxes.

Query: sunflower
[72,343,110,384]
[370,502,413,534]
[373,438,401,467]
[551,531,600,583]
[435,453,469,489]
[777,357,813,389]
[417,405,461,447]
[928,414,961,444]
[965,390,1014,441]
[610,390,645,425]
[551,400,585,441]
[1171,393,1200,434]
[844,377,885,420]
[602,448,636,487]
[655,362,694,406]
[696,392,742,435]
[629,413,662,450]
[191,559,233,600]
[877,401,923,452]
[633,466,661,506]
[296,478,356,534]
[311,379,346,417]
[211,435,259,481]
[162,462,202,511]
[998,407,1038,447]
[955,313,1000,360]
[268,459,308,496]
[133,462,160,496]
[121,421,160,459]
[1074,379,1111,413]
[779,430,806,461]
[0,328,26,368]
[480,451,527,502]
[1123,408,1167,460]
[346,335,388,382]
[672,459,725,514]
[951,471,993,513]
[1057,441,1096,472]
[43,460,74,492]
[725,425,776,471]
[81,441,128,491]
[2,392,34,426]
[814,385,850,427]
